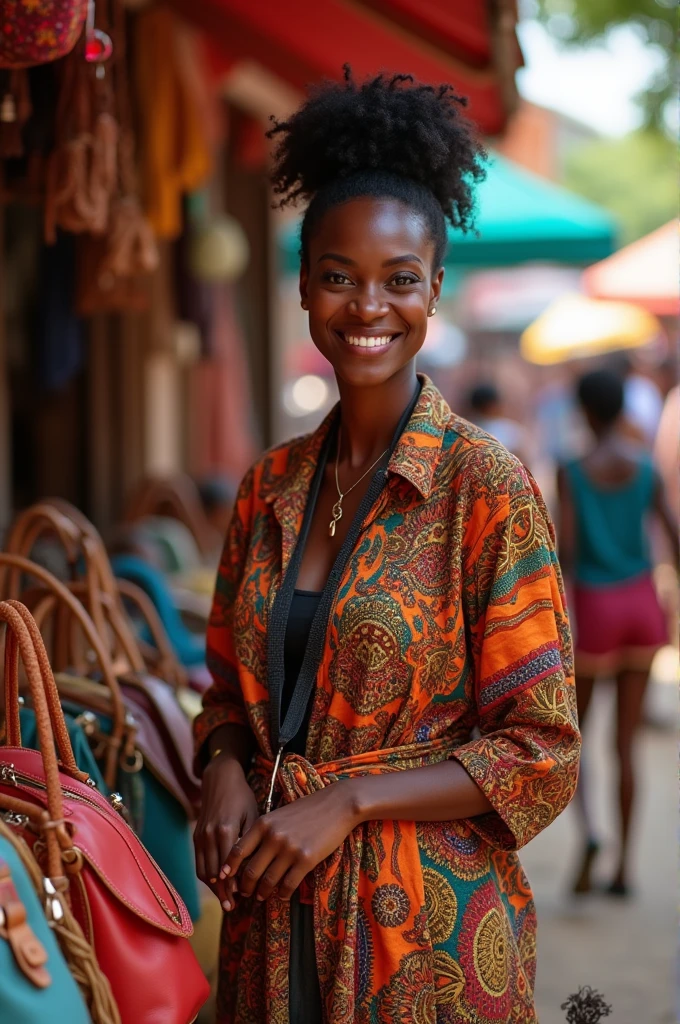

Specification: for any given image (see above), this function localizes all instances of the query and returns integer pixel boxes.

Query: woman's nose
[347,288,389,320]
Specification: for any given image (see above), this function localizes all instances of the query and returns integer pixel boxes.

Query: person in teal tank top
[558,368,678,898]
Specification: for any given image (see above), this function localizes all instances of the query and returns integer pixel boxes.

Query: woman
[194,71,580,1024]
[558,369,678,897]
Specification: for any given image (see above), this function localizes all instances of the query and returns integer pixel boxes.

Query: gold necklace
[328,434,389,538]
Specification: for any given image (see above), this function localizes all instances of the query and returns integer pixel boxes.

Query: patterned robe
[193,376,580,1024]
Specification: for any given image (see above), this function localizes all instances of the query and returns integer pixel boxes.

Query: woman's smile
[333,328,403,354]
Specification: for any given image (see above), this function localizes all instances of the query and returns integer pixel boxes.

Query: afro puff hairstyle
[267,67,487,269]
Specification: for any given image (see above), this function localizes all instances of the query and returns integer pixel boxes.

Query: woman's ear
[430,267,445,307]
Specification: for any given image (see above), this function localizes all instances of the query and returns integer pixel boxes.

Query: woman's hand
[194,752,260,909]
[222,782,359,904]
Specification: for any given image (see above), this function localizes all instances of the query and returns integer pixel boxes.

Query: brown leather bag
[0,553,200,816]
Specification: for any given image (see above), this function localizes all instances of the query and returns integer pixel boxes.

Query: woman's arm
[222,760,491,906]
[653,471,679,569]
[193,469,260,905]
[555,464,574,578]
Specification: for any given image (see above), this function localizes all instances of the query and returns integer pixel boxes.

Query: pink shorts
[572,574,668,675]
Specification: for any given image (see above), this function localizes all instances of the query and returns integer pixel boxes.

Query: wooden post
[0,194,10,533]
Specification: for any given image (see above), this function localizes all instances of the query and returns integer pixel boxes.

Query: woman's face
[300,197,444,389]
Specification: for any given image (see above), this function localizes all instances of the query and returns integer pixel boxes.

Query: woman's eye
[390,273,420,286]
[325,271,353,285]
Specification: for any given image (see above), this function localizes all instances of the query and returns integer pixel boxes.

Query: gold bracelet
[210,747,224,760]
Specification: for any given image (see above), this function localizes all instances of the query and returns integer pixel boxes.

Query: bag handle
[3,501,145,675]
[0,555,126,788]
[46,500,184,684]
[0,601,77,882]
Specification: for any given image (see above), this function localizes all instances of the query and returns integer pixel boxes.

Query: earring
[428,305,437,317]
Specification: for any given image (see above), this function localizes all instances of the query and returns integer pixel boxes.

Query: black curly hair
[267,67,487,269]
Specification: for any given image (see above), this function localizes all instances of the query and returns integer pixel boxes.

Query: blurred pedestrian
[468,381,532,464]
[557,368,679,896]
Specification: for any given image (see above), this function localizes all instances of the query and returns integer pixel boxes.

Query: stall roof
[169,0,521,135]
[278,154,617,274]
[446,155,617,266]
[583,221,679,316]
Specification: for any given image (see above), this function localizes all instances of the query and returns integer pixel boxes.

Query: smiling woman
[192,67,580,1024]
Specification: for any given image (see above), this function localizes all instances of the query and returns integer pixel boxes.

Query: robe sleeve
[192,467,255,775]
[452,464,580,851]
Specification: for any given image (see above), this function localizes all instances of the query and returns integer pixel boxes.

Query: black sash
[267,383,421,753]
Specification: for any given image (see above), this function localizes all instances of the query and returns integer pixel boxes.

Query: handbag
[0,819,119,1024]
[0,554,202,919]
[0,842,92,1024]
[0,0,87,69]
[0,599,210,1024]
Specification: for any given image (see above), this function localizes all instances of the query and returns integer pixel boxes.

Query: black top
[267,383,422,753]
[282,589,323,756]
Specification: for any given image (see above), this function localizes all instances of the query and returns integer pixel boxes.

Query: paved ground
[521,676,677,1024]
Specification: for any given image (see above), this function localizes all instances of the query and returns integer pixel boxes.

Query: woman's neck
[335,364,419,468]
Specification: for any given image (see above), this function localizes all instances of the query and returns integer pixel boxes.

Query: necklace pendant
[329,498,343,538]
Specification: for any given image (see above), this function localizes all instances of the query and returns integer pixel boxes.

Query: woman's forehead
[308,197,433,263]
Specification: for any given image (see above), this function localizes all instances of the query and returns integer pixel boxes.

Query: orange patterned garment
[193,376,580,1024]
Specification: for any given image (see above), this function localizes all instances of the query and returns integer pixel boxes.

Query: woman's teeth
[345,335,394,349]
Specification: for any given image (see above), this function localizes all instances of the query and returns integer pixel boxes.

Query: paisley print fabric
[194,375,580,1023]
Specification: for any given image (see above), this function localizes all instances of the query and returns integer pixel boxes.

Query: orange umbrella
[583,221,679,316]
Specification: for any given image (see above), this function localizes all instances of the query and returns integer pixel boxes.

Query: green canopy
[277,153,617,275]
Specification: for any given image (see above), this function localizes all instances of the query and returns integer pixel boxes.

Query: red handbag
[0,0,88,69]
[0,600,210,1024]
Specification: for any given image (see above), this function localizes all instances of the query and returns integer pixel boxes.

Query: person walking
[558,369,678,897]
[193,69,580,1024]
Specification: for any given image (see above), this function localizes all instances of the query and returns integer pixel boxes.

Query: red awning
[583,222,679,317]
[169,0,520,135]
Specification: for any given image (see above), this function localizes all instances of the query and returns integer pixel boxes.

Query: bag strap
[0,556,126,789]
[0,601,75,881]
[0,856,51,989]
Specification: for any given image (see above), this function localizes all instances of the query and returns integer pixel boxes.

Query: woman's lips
[335,330,401,353]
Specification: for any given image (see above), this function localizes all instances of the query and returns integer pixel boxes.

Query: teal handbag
[19,706,107,792]
[0,836,91,1024]
[20,701,200,923]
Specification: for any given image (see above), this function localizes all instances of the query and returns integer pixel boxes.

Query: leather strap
[0,556,125,790]
[0,601,77,879]
[0,860,51,989]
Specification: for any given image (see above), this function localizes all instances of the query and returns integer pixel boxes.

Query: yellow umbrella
[520,292,661,366]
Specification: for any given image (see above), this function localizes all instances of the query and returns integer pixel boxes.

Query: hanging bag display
[0,599,210,1023]
[0,551,201,918]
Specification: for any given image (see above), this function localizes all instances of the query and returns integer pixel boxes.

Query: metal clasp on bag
[1,811,28,827]
[43,879,65,926]
[0,764,17,786]
[265,746,284,814]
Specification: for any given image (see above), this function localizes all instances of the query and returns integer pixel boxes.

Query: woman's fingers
[276,863,309,902]
[217,822,239,883]
[194,838,207,885]
[235,841,280,899]
[254,853,296,902]
[223,817,265,880]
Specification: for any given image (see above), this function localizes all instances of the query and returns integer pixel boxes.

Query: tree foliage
[532,0,675,129]
[563,129,676,245]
